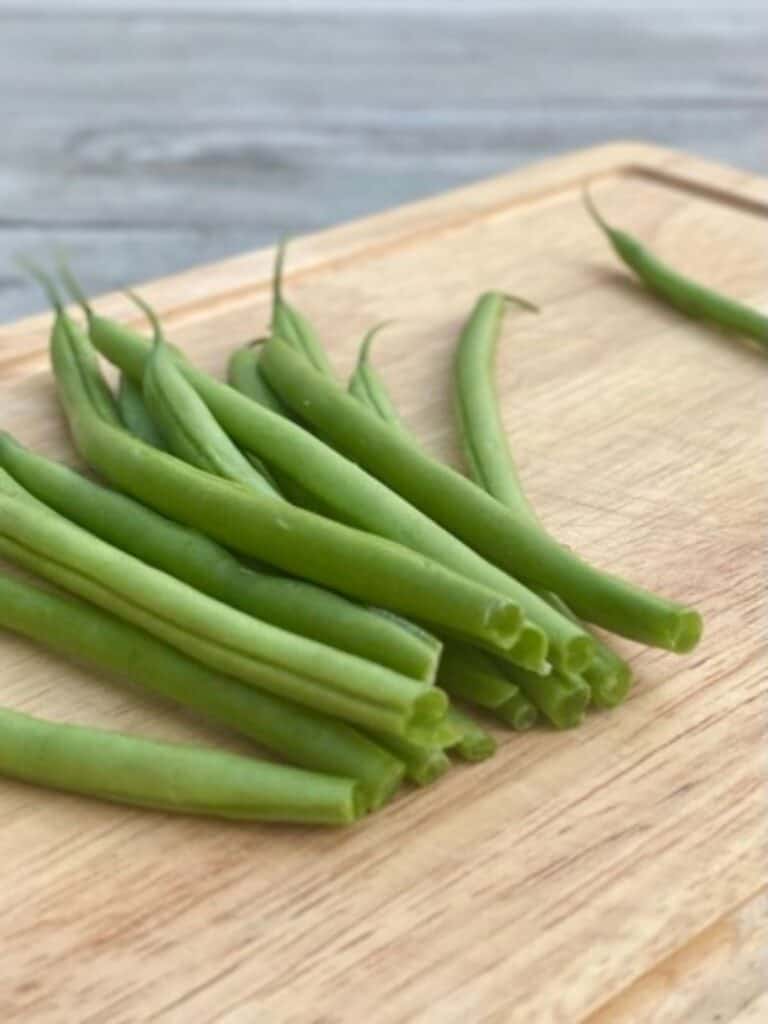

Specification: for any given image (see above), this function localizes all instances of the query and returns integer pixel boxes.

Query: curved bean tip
[55,251,94,321]
[271,236,290,321]
[582,185,613,235]
[125,289,164,347]
[357,320,397,369]
[15,257,64,313]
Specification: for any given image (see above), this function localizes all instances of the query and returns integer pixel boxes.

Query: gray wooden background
[2,1,765,322]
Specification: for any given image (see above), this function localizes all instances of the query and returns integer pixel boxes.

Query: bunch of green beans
[0,571,402,812]
[48,301,522,652]
[345,324,591,729]
[2,232,709,824]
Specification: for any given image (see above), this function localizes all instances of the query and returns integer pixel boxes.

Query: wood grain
[2,2,766,321]
[0,142,765,1023]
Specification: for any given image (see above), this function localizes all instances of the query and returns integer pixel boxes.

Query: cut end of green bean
[483,599,524,651]
[667,608,703,654]
[498,694,539,731]
[508,621,550,674]
[410,750,451,785]
[562,633,596,676]
[587,660,633,709]
[408,687,450,734]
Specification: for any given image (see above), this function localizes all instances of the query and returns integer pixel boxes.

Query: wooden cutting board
[0,142,765,1024]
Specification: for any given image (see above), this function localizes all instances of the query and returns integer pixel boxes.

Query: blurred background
[2,0,765,321]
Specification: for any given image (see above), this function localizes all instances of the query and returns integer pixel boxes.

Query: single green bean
[48,310,522,651]
[270,239,335,374]
[260,335,701,655]
[453,289,634,705]
[0,706,363,825]
[446,707,497,762]
[0,472,446,740]
[117,372,167,450]
[0,571,404,811]
[228,343,288,415]
[585,189,768,350]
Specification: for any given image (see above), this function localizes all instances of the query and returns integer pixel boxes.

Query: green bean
[437,641,538,729]
[46,309,522,651]
[452,289,635,705]
[367,732,451,786]
[228,342,287,415]
[445,707,497,762]
[260,335,702,655]
[347,324,406,427]
[140,311,280,499]
[495,688,539,731]
[0,472,447,740]
[117,373,167,450]
[72,307,561,672]
[348,319,630,729]
[454,292,538,515]
[502,663,591,730]
[0,571,404,811]
[0,706,363,825]
[0,434,441,686]
[585,189,768,350]
[270,240,335,374]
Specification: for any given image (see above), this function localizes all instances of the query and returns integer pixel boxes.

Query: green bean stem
[0,706,363,825]
[270,239,336,374]
[51,314,522,652]
[585,189,768,350]
[260,335,701,655]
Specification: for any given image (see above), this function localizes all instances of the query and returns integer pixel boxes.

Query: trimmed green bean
[368,733,451,786]
[585,189,768,350]
[49,311,522,651]
[446,707,497,762]
[0,706,363,825]
[502,663,591,730]
[437,641,538,729]
[0,435,441,685]
[0,571,404,811]
[452,290,635,705]
[117,373,167,450]
[260,335,701,655]
[0,472,446,740]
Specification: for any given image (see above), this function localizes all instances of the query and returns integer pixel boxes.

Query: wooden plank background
[0,142,765,1022]
[1,1,766,320]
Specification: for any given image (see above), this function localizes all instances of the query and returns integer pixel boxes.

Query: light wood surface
[0,142,765,1023]
[2,1,766,322]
